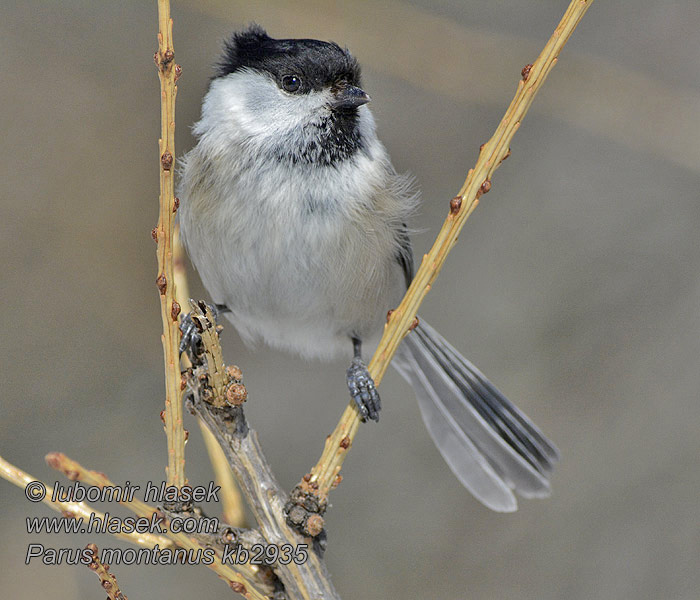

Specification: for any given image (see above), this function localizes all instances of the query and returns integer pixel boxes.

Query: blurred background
[1,1,699,599]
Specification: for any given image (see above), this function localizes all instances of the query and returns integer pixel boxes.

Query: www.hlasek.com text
[26,512,219,535]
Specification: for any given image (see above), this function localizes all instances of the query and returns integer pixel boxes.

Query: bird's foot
[346,357,380,422]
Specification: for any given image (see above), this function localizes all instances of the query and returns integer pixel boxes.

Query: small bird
[178,25,559,511]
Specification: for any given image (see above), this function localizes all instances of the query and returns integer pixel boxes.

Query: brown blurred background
[1,1,699,599]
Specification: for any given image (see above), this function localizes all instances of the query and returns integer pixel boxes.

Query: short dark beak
[330,85,371,110]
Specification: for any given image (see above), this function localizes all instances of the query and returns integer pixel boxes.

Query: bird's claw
[179,311,204,365]
[179,302,222,365]
[346,357,380,422]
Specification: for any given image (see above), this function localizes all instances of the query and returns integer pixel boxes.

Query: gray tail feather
[392,319,560,512]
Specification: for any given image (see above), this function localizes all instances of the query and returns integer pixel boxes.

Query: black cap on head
[215,24,361,92]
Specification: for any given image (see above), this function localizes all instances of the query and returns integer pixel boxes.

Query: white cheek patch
[198,69,332,144]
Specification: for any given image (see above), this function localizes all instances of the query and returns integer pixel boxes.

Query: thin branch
[0,454,172,549]
[305,0,595,500]
[154,0,186,488]
[45,452,272,600]
[174,226,247,527]
[85,544,128,600]
[198,420,248,527]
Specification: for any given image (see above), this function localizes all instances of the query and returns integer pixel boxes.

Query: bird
[177,24,559,512]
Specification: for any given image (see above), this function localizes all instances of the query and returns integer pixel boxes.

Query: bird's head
[198,24,374,165]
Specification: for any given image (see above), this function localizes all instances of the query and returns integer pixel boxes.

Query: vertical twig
[154,0,186,488]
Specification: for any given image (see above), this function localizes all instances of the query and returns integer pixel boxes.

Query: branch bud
[156,273,167,295]
[160,151,174,171]
[306,514,325,536]
[450,196,463,215]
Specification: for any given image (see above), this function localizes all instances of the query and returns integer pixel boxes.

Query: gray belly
[181,197,404,360]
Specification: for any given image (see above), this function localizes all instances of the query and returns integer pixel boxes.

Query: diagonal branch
[0,454,172,549]
[305,0,595,502]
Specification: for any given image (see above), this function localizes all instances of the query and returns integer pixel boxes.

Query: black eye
[281,75,302,93]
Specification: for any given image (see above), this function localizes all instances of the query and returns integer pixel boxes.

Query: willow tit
[178,25,559,511]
